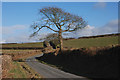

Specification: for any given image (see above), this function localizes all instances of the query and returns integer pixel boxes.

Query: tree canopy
[30,7,87,51]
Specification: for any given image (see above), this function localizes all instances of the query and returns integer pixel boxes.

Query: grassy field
[63,36,118,48]
[2,36,119,48]
[2,42,43,48]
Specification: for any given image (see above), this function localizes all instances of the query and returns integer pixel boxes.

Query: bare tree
[30,7,87,51]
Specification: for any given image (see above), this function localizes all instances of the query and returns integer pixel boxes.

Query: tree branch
[30,27,41,37]
[42,26,58,32]
[30,25,58,37]
[41,11,60,30]
[62,23,72,32]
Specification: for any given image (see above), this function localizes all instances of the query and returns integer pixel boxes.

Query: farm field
[2,36,119,49]
[63,36,119,48]
[2,42,43,48]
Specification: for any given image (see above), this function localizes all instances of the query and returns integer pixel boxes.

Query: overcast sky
[1,2,119,43]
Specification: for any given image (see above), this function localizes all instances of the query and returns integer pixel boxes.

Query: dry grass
[2,49,42,61]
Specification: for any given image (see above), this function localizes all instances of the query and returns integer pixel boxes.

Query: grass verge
[9,61,27,78]
[8,61,42,78]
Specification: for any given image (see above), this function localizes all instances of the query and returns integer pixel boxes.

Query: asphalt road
[26,54,90,80]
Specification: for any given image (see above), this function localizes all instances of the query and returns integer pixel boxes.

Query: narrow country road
[26,54,89,80]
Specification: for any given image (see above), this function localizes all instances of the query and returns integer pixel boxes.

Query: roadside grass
[9,62,27,78]
[8,61,42,78]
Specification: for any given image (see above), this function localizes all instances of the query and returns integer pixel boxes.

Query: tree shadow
[36,45,119,80]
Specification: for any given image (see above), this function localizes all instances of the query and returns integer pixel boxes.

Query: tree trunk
[59,31,63,52]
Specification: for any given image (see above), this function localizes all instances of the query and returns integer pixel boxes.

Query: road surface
[26,54,89,80]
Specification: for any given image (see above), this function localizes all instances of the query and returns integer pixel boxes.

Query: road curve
[26,54,89,80]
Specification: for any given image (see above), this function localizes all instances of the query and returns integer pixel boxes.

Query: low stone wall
[1,55,12,78]
[0,55,2,79]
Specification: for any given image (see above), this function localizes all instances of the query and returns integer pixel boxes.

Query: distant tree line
[64,33,120,40]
